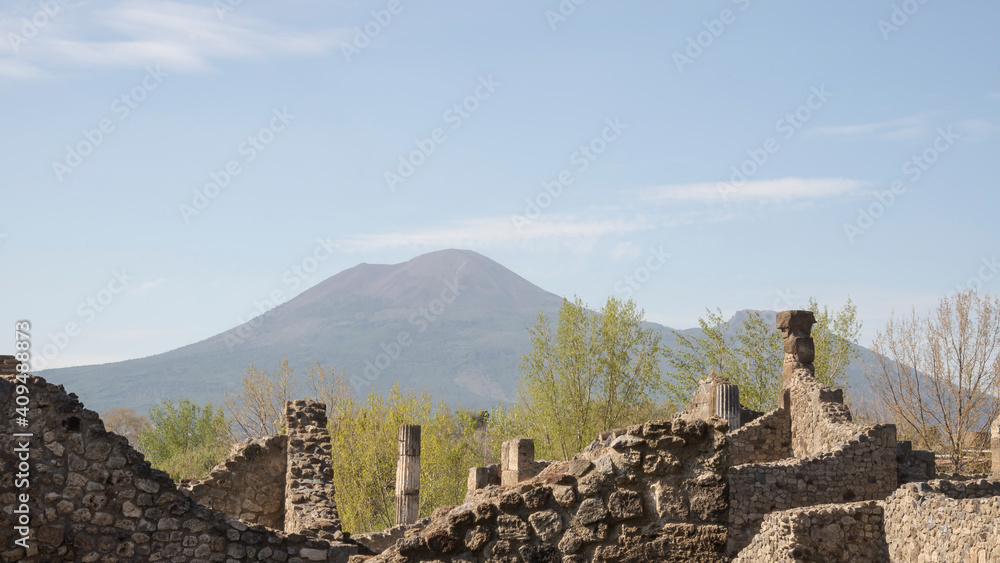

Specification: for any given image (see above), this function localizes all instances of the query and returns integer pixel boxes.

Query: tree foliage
[518,296,666,460]
[138,398,230,481]
[328,386,485,533]
[664,299,862,412]
[224,357,298,439]
[865,289,1000,472]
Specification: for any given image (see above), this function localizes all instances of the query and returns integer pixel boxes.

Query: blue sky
[1,0,998,370]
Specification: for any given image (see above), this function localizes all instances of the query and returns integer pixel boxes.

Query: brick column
[992,415,1000,480]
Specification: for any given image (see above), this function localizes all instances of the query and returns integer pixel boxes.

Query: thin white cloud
[610,241,643,261]
[132,277,166,295]
[808,112,940,140]
[338,214,655,252]
[989,93,1000,101]
[640,177,865,204]
[0,0,347,78]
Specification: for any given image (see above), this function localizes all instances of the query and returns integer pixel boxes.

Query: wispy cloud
[989,92,1000,101]
[639,177,866,204]
[808,112,940,140]
[338,214,655,252]
[0,0,347,78]
[132,277,166,295]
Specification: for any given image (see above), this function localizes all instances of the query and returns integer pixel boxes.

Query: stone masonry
[363,415,732,563]
[0,371,358,562]
[284,400,345,543]
[993,414,1000,480]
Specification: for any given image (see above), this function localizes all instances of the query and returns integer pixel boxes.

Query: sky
[1,0,998,371]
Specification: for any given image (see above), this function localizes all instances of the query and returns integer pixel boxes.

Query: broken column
[395,424,421,525]
[501,438,539,487]
[992,415,1000,480]
[715,381,741,432]
[776,310,816,387]
[283,400,343,542]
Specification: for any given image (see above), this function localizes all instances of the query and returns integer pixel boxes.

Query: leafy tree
[865,289,1000,472]
[224,357,298,439]
[327,386,484,533]
[518,296,666,460]
[664,299,862,412]
[138,398,230,481]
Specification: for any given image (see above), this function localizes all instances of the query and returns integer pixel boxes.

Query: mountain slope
[41,249,568,412]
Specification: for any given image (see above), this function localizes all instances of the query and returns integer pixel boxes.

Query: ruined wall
[285,400,344,542]
[178,434,288,528]
[728,407,791,467]
[362,415,731,563]
[728,423,897,554]
[883,479,1000,562]
[0,373,358,562]
[733,501,887,563]
[787,369,858,458]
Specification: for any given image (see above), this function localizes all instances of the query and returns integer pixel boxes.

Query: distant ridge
[41,249,874,414]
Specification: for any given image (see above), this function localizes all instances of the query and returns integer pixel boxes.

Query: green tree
[808,297,862,390]
[518,296,666,460]
[138,398,230,481]
[664,299,862,412]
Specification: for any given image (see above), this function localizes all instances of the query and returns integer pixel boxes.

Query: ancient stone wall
[0,373,358,562]
[733,501,887,562]
[728,423,897,554]
[178,434,288,529]
[883,479,1000,562]
[284,400,344,543]
[361,415,731,563]
[787,368,858,458]
[728,406,791,467]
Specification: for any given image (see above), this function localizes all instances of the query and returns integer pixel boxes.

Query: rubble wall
[362,415,732,563]
[733,501,887,562]
[178,434,288,529]
[728,407,791,467]
[0,373,357,562]
[883,479,1000,562]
